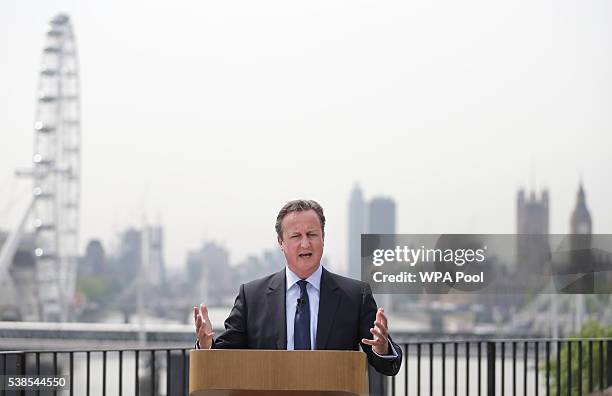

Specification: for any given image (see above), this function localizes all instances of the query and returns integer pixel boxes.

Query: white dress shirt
[285,265,322,350]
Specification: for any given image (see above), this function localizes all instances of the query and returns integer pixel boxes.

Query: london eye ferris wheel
[31,13,82,321]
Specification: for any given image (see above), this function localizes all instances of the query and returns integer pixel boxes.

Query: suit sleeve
[359,283,402,376]
[211,283,249,349]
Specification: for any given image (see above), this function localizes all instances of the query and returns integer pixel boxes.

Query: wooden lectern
[189,350,369,396]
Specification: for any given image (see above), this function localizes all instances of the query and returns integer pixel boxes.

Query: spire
[350,182,363,199]
[577,179,585,204]
[571,180,591,234]
[530,159,536,192]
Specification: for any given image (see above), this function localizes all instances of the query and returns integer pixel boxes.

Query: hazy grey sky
[1,0,611,272]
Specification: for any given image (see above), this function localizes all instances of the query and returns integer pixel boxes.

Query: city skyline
[74,180,601,274]
[1,180,605,327]
[1,0,611,272]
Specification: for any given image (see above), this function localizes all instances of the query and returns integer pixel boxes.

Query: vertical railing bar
[466,342,470,396]
[69,352,74,396]
[19,352,26,396]
[1,353,5,396]
[501,342,505,396]
[588,340,593,393]
[417,343,421,396]
[181,349,187,396]
[151,350,156,396]
[454,342,458,396]
[185,352,190,395]
[486,342,495,396]
[53,352,58,396]
[567,341,571,396]
[578,341,582,396]
[556,341,561,396]
[429,343,433,396]
[478,342,482,396]
[19,353,25,375]
[1,353,6,396]
[392,372,396,396]
[511,341,516,396]
[119,350,123,396]
[442,343,446,396]
[404,344,409,396]
[135,350,139,396]
[599,340,604,391]
[102,350,107,396]
[35,352,40,396]
[606,340,612,388]
[546,341,550,396]
[86,351,90,396]
[535,341,539,396]
[167,350,171,396]
[523,341,527,396]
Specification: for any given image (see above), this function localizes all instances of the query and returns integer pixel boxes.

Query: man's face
[278,209,324,279]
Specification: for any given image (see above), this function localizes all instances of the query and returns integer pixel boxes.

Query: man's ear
[277,236,284,250]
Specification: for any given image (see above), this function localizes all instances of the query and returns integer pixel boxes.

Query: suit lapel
[315,268,341,350]
[266,269,287,350]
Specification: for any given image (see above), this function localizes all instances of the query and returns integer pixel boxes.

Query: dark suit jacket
[211,267,402,376]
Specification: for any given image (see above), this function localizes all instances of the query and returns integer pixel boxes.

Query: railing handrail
[2,336,612,354]
[0,346,193,354]
[399,337,612,344]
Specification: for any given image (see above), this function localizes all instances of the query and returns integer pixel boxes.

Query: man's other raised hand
[193,304,214,349]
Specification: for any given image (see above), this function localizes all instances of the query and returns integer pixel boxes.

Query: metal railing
[385,339,612,396]
[0,347,189,396]
[1,339,610,395]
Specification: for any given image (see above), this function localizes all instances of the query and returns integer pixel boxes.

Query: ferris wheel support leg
[0,196,35,278]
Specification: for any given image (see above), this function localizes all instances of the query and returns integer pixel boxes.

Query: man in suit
[194,199,402,376]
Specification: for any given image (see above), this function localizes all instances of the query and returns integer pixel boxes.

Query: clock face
[577,223,590,234]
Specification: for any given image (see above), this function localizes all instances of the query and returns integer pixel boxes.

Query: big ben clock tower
[569,181,592,332]
[571,182,592,235]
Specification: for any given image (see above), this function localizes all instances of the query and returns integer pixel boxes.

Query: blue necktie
[294,280,311,350]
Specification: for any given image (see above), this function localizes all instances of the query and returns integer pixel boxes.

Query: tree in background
[547,321,611,395]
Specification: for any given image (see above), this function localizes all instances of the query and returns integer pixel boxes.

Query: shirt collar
[285,264,323,292]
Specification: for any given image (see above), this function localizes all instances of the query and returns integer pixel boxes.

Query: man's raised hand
[193,304,214,349]
[361,307,390,355]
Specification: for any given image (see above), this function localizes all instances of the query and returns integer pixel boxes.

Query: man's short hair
[275,199,326,239]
